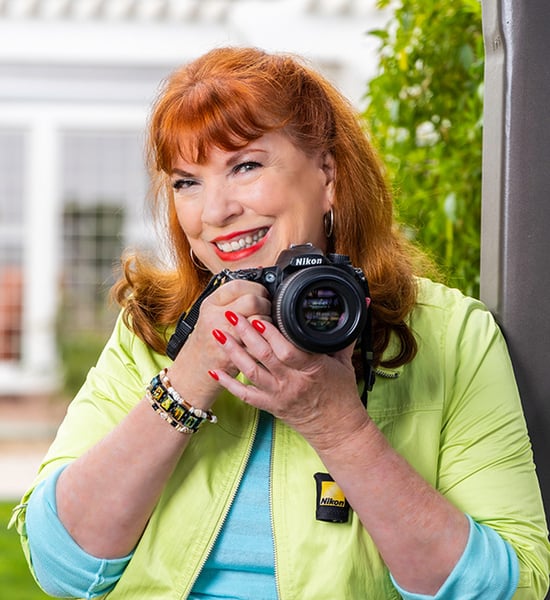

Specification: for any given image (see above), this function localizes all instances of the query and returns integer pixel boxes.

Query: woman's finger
[210,326,274,391]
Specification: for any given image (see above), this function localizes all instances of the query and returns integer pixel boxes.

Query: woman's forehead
[170,131,256,167]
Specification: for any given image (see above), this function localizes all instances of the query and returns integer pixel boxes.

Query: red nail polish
[212,329,227,344]
[225,310,239,326]
[208,370,219,381]
[252,319,266,333]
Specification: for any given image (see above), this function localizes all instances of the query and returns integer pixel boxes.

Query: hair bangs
[154,78,286,171]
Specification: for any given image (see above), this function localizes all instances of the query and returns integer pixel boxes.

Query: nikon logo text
[320,497,346,507]
[294,257,323,266]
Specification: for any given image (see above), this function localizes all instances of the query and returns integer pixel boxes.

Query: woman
[14,47,549,599]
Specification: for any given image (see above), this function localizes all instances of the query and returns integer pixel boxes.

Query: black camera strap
[351,267,375,407]
[166,271,229,360]
[360,306,375,407]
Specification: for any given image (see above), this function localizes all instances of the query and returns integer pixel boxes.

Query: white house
[0,0,388,396]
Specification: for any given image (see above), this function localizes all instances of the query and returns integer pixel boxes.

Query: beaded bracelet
[159,369,217,423]
[146,370,217,434]
[146,390,197,434]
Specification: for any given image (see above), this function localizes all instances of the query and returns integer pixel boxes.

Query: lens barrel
[272,266,367,353]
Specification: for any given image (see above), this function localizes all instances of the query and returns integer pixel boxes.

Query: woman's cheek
[175,203,203,238]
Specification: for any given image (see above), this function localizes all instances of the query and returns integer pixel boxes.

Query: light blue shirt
[189,410,277,599]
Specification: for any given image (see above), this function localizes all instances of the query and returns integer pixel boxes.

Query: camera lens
[301,287,345,332]
[273,267,367,353]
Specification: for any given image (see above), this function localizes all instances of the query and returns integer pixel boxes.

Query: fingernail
[225,310,239,326]
[208,370,219,381]
[212,329,227,344]
[252,319,266,333]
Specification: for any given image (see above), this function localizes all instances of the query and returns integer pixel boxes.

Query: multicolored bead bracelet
[146,370,217,434]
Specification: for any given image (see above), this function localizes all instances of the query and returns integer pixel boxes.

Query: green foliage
[0,503,51,598]
[364,0,484,296]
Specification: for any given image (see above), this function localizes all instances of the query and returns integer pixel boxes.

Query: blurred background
[0,0,487,596]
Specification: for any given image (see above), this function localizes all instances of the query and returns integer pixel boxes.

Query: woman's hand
[206,309,368,448]
[167,281,271,410]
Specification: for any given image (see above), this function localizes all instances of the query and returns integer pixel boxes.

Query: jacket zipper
[269,415,282,599]
[183,408,260,598]
[373,368,400,379]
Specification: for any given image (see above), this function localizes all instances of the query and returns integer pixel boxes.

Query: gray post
[480,0,550,524]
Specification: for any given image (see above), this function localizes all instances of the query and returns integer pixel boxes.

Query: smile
[214,228,269,254]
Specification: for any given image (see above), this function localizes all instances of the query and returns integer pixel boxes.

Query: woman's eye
[234,161,261,174]
[172,178,196,191]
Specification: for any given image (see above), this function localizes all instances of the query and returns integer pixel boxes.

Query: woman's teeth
[216,228,268,253]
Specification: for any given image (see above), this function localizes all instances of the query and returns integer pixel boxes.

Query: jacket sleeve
[435,294,550,599]
[10,312,165,582]
[392,514,519,599]
[25,464,131,598]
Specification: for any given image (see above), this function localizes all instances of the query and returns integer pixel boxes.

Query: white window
[59,130,148,333]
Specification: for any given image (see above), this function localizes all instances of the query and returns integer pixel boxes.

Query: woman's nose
[201,182,243,226]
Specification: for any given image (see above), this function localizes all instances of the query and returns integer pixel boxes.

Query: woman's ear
[320,151,336,214]
[320,151,336,188]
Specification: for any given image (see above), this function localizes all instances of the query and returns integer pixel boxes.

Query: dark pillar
[480,0,550,525]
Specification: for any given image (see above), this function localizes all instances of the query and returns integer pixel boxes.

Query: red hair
[113,47,426,367]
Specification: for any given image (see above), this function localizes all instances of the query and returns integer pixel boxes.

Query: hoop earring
[324,207,334,238]
[189,248,210,272]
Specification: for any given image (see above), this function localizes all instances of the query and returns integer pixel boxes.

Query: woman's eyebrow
[171,167,194,177]
[170,148,268,175]
[225,147,267,168]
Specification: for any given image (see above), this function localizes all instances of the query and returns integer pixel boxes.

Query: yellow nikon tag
[314,473,350,523]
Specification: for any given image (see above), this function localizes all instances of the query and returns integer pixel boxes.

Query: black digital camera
[167,244,371,359]
[222,244,370,353]
[166,243,375,401]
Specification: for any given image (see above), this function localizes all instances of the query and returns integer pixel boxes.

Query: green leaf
[368,28,390,40]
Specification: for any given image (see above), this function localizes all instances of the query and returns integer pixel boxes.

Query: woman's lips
[212,227,269,261]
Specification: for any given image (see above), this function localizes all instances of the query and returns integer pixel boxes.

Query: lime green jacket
[13,278,550,599]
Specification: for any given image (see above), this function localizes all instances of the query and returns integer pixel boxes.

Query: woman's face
[170,131,335,273]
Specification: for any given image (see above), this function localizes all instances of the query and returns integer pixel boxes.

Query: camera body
[223,243,370,353]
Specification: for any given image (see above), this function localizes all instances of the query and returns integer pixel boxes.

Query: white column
[20,117,61,393]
